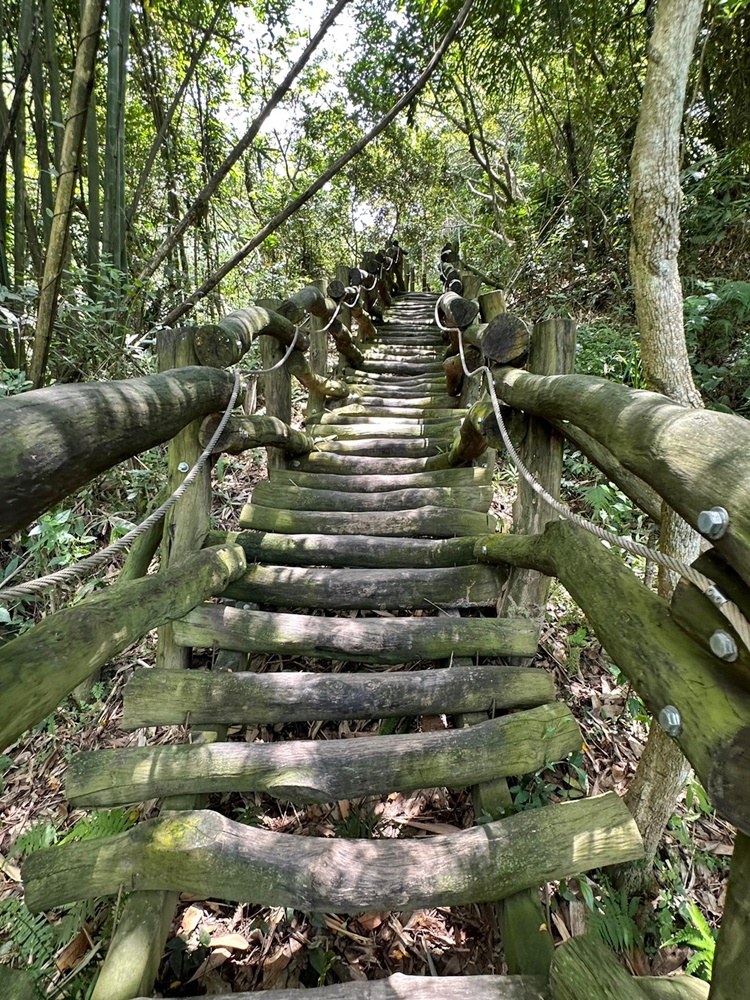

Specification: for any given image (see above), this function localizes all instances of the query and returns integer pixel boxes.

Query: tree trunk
[28,0,105,388]
[612,0,705,896]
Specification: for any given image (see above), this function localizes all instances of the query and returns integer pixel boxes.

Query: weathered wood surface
[224,562,505,609]
[479,288,507,322]
[441,401,496,466]
[286,452,456,474]
[200,414,315,456]
[550,934,650,999]
[247,482,493,514]
[130,974,709,1000]
[0,544,246,751]
[491,365,750,586]
[193,307,308,368]
[260,334,292,472]
[205,530,480,568]
[0,367,237,538]
[320,405,463,422]
[313,437,450,458]
[310,420,459,440]
[276,283,329,322]
[287,350,348,399]
[437,291,480,329]
[69,703,581,807]
[0,967,38,1000]
[173,602,538,664]
[462,313,530,366]
[122,662,555,729]
[23,793,642,913]
[476,522,750,836]
[270,466,493,492]
[709,832,749,1000]
[340,393,459,408]
[239,505,497,538]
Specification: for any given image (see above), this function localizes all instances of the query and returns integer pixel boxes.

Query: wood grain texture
[173,602,538,664]
[269,466,493,492]
[248,482,493,514]
[121,662,556,729]
[239,505,497,538]
[23,794,643,913]
[68,703,581,806]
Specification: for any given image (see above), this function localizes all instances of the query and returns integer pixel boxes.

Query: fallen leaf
[180,905,203,936]
[209,933,249,951]
[56,928,90,973]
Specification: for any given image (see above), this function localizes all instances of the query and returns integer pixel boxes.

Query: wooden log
[260,334,292,472]
[286,350,348,399]
[23,793,642,914]
[223,562,505,609]
[462,313,530,366]
[305,278,329,422]
[68,703,581,807]
[276,282,328,322]
[442,401,496,466]
[193,307,308,368]
[445,352,468,396]
[173,601,538,663]
[129,974,709,1000]
[338,394,459,409]
[313,438,450,458]
[550,935,650,999]
[438,291,480,329]
[200,414,315,457]
[313,421,458,439]
[329,317,365,368]
[248,482,493,514]
[320,405,462,422]
[0,967,38,1000]
[327,278,347,301]
[709,832,750,1000]
[239,505,497,538]
[0,544,246,751]
[117,486,169,584]
[205,530,480,569]
[476,521,750,836]
[490,366,750,587]
[361,360,445,375]
[0,367,237,539]
[479,289,506,321]
[286,451,451,474]
[269,466,492,492]
[121,662,556,729]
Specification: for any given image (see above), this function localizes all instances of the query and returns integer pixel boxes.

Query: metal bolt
[705,585,729,608]
[658,705,682,737]
[481,545,488,555]
[697,506,729,540]
[709,630,738,662]
[177,462,190,473]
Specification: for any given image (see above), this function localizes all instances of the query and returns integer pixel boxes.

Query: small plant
[580,876,643,954]
[667,901,716,980]
[308,944,337,986]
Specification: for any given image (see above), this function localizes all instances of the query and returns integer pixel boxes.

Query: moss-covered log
[710,832,750,1000]
[437,291,480,329]
[340,392,458,408]
[205,529,480,568]
[121,661,555,729]
[0,367,237,538]
[23,793,642,913]
[461,314,530,366]
[239,505,496,538]
[440,401,496,466]
[490,366,750,586]
[276,283,328,323]
[247,482,493,514]
[476,521,750,836]
[286,452,452,474]
[286,350,348,399]
[320,405,462,423]
[199,414,314,456]
[550,935,651,999]
[69,704,580,807]
[312,438,449,458]
[311,421,458,440]
[0,544,246,751]
[270,466,492,493]
[223,562,505,609]
[129,974,709,1000]
[173,601,537,664]
[193,307,308,368]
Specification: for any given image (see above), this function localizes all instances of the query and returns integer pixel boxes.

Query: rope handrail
[433,302,750,657]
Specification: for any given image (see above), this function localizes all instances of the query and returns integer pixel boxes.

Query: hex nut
[709,630,738,662]
[177,462,190,473]
[697,506,729,540]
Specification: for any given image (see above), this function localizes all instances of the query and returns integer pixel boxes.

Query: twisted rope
[433,302,750,656]
[0,372,243,602]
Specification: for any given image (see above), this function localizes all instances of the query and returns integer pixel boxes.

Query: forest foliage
[0,0,747,405]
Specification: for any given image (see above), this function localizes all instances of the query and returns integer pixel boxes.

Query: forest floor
[0,443,735,997]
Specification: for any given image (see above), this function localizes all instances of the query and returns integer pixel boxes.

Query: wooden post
[500,318,577,624]
[306,278,329,423]
[709,832,750,1000]
[260,334,292,474]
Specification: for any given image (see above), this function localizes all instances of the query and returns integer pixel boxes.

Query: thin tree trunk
[12,0,35,287]
[154,0,475,330]
[42,0,62,166]
[29,0,105,388]
[137,0,355,285]
[86,85,101,291]
[31,26,54,248]
[611,0,705,897]
[103,0,127,272]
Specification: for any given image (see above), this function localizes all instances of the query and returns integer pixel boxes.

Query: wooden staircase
[22,293,646,997]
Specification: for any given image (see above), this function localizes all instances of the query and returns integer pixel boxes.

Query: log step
[22,793,643,913]
[360,361,445,375]
[247,482,494,514]
[285,452,459,474]
[223,562,505,609]
[67,704,582,807]
[312,422,457,439]
[340,394,459,407]
[173,602,536,663]
[121,661,555,729]
[311,438,450,457]
[270,466,493,491]
[205,530,482,568]
[238,505,497,537]
[317,406,465,422]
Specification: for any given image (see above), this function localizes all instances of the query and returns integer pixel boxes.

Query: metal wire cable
[433,302,750,655]
[0,371,243,602]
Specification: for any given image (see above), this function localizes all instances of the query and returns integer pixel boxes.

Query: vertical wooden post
[500,318,577,623]
[260,334,292,475]
[709,832,750,1000]
[306,277,329,424]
